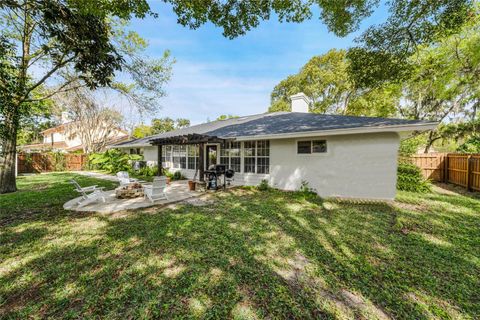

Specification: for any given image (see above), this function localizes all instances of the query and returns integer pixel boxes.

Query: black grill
[204,165,234,190]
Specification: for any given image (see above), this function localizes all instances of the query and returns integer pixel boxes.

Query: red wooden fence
[17,153,87,173]
[406,153,480,192]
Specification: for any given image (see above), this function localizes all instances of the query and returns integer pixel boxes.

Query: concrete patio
[64,180,203,213]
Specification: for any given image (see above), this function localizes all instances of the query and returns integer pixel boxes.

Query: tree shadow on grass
[248,190,480,319]
[0,226,49,257]
[0,202,337,319]
[1,187,478,319]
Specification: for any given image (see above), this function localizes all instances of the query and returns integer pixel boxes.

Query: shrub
[257,179,270,191]
[397,161,431,192]
[50,152,66,171]
[297,180,318,198]
[88,149,142,173]
[172,171,185,180]
[138,165,158,177]
[164,170,185,180]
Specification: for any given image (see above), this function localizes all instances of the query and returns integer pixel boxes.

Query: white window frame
[220,141,241,173]
[296,139,328,155]
[241,140,270,174]
[187,145,198,170]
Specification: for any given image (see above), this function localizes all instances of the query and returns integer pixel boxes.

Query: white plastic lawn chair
[70,179,106,208]
[143,176,168,203]
[117,171,136,186]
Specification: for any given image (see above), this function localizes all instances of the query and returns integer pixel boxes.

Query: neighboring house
[112,93,437,200]
[20,113,129,153]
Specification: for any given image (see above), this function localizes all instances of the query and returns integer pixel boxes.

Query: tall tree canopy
[348,0,473,87]
[269,49,399,117]
[398,10,480,151]
[132,118,191,138]
[0,0,171,193]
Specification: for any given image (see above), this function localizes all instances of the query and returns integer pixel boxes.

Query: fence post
[444,154,449,183]
[466,155,472,191]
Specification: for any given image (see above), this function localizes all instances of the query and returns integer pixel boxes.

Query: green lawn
[0,173,479,319]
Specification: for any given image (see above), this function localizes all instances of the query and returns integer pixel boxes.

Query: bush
[397,161,431,192]
[138,165,158,177]
[88,149,142,173]
[299,180,316,194]
[164,170,185,180]
[172,171,185,180]
[49,152,66,171]
[257,179,270,191]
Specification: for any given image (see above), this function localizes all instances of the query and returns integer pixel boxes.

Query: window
[163,145,172,168]
[297,140,327,154]
[312,140,327,153]
[243,140,270,174]
[256,140,269,174]
[129,148,143,155]
[244,141,256,173]
[230,141,241,173]
[179,145,187,169]
[297,141,311,154]
[220,142,230,168]
[187,145,198,170]
[220,141,241,172]
[172,145,187,169]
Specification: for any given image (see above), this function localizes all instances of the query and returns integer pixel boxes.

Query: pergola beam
[149,133,227,146]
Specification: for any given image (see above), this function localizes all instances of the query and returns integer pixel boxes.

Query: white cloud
[144,60,278,124]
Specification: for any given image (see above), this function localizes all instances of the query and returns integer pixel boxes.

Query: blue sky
[128,1,388,125]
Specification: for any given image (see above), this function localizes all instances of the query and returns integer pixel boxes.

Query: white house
[20,112,129,153]
[112,93,437,200]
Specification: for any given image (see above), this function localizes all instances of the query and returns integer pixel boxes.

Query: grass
[0,173,479,319]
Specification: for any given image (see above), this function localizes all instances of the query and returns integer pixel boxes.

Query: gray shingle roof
[113,113,272,147]
[206,112,436,138]
[113,112,436,147]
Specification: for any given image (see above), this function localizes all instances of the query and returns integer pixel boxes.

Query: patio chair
[143,176,168,203]
[69,179,106,208]
[117,171,137,186]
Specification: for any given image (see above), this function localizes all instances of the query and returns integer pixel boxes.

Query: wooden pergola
[149,134,228,181]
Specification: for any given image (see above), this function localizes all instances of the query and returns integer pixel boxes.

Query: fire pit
[115,182,144,199]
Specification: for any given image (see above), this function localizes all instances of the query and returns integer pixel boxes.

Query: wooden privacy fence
[406,153,480,192]
[17,153,88,173]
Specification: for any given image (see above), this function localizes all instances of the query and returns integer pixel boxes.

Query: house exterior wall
[268,132,400,200]
[143,146,157,163]
[43,132,64,144]
[137,132,400,200]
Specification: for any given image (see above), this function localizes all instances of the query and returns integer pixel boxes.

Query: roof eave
[107,143,152,149]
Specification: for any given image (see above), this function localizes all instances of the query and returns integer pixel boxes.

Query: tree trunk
[0,104,19,193]
[423,130,439,153]
[0,1,33,193]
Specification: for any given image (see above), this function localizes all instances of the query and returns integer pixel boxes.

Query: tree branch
[21,54,77,102]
